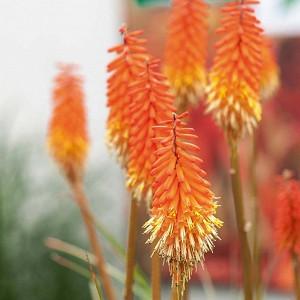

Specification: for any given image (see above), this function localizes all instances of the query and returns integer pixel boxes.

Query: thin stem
[171,285,182,300]
[183,283,189,300]
[229,139,253,300]
[151,251,161,300]
[124,196,138,300]
[70,179,116,300]
[171,280,187,300]
[250,134,262,300]
[292,251,300,300]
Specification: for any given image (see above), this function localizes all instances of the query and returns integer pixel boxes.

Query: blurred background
[0,0,300,299]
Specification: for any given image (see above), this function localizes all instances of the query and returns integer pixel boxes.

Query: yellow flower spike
[260,37,280,101]
[164,0,208,112]
[144,112,222,294]
[127,58,176,203]
[206,0,264,140]
[48,64,89,182]
[106,25,149,166]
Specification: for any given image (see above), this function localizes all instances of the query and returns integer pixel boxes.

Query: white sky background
[0,0,299,161]
[0,0,123,163]
[258,0,300,35]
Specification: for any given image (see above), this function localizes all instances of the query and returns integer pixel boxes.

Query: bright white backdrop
[258,0,300,35]
[0,0,123,162]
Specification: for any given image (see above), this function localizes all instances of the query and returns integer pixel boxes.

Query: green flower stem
[151,251,161,300]
[229,139,253,300]
[124,195,138,300]
[70,179,116,300]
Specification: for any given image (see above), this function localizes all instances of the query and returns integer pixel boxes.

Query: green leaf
[87,255,103,300]
[95,220,125,258]
[46,237,151,299]
[51,253,150,299]
[94,221,150,292]
[89,282,103,300]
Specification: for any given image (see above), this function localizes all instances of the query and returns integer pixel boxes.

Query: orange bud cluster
[207,0,263,139]
[127,59,176,202]
[48,64,89,181]
[144,112,222,290]
[164,0,208,112]
[107,25,148,165]
[275,179,300,255]
[260,37,280,101]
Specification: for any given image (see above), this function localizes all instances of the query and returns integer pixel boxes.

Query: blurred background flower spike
[47,64,116,300]
[164,0,209,113]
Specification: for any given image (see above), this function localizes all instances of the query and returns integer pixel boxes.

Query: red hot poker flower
[164,0,208,112]
[260,37,280,101]
[107,25,149,165]
[275,179,300,255]
[48,64,89,181]
[144,112,222,291]
[127,59,176,202]
[207,0,264,139]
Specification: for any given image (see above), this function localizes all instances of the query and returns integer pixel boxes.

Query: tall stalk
[250,134,262,300]
[183,283,189,300]
[70,179,116,300]
[229,139,253,300]
[124,196,138,300]
[171,280,189,300]
[292,251,300,300]
[151,251,161,300]
[171,285,182,300]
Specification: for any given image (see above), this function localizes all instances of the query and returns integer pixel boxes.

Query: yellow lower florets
[144,205,222,291]
[206,77,262,139]
[48,129,88,179]
[165,66,206,112]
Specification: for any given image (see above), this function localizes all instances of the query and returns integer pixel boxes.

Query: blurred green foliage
[0,127,150,299]
[0,135,90,300]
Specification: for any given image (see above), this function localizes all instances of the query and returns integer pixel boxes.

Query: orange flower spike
[275,179,300,254]
[106,25,149,165]
[127,59,176,202]
[207,0,264,139]
[260,37,280,100]
[144,112,222,291]
[48,64,89,181]
[164,0,208,111]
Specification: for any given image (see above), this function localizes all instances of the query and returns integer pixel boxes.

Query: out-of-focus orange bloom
[127,59,176,202]
[144,112,222,290]
[107,25,148,165]
[48,64,89,181]
[207,0,263,139]
[164,0,208,112]
[275,178,300,254]
[260,37,280,101]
